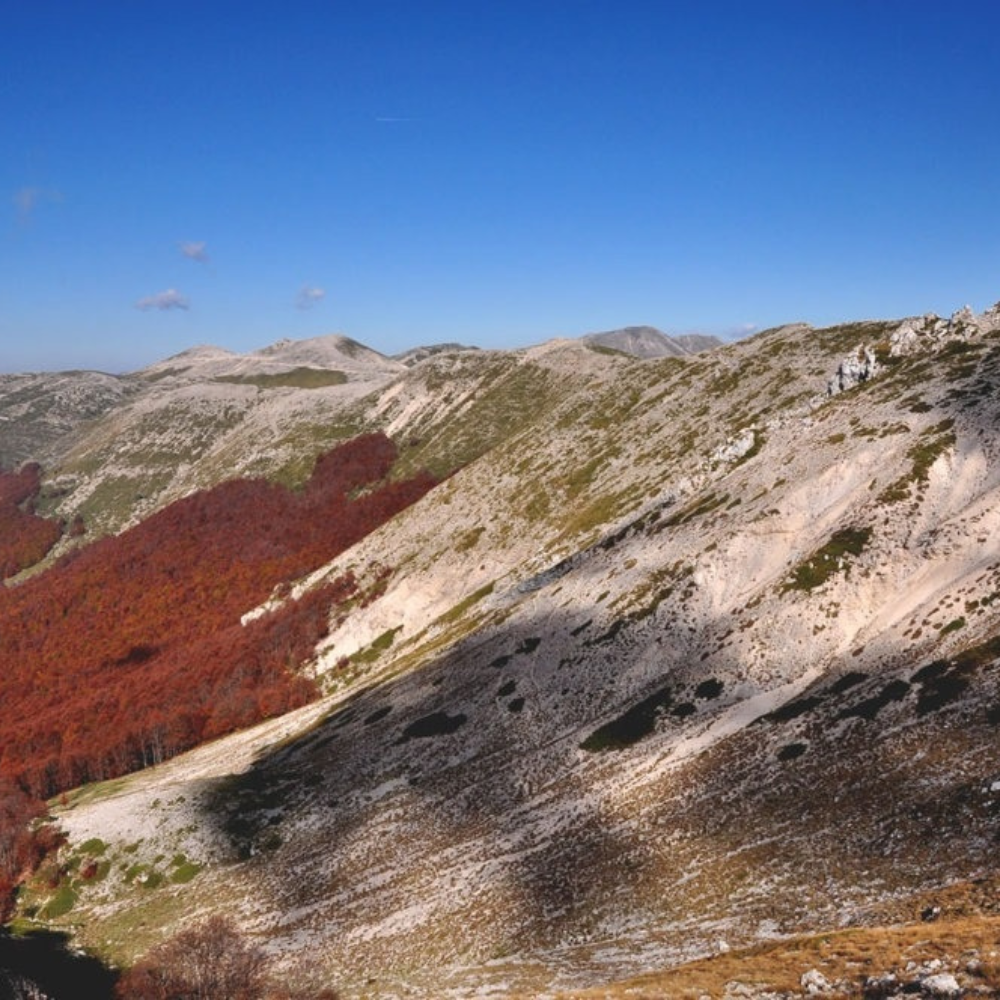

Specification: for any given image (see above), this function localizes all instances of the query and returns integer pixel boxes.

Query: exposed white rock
[920,972,962,997]
[711,427,757,465]
[827,345,881,394]
[800,968,832,994]
[890,302,1000,358]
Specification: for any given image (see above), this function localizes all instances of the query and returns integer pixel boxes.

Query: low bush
[115,915,339,1000]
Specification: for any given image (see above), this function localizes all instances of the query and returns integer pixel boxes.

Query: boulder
[919,972,961,997]
[801,968,833,993]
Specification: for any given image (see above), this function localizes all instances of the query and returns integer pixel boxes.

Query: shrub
[116,916,267,999]
[116,916,339,1000]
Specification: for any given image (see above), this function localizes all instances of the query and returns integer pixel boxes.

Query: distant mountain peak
[134,333,402,381]
[582,325,723,358]
[250,332,399,371]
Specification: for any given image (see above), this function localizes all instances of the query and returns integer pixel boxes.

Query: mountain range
[2,306,1000,999]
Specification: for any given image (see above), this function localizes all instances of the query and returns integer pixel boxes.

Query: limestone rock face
[827,345,881,394]
[711,427,757,464]
[890,302,1000,358]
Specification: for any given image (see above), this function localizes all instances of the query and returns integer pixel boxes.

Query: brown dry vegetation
[549,914,1000,998]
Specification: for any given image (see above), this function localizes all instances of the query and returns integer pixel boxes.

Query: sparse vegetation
[115,914,340,999]
[8,309,1000,998]
[879,420,957,504]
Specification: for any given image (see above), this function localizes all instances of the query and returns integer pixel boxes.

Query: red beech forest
[0,463,64,580]
[0,434,436,797]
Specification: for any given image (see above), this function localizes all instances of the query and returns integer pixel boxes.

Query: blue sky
[4,1,1000,372]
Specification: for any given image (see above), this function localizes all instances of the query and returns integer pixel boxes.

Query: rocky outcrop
[829,300,1000,395]
[827,345,881,394]
[890,302,1000,357]
[711,426,758,464]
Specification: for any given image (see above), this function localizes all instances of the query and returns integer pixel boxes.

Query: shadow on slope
[0,929,116,999]
[194,498,1000,990]
[197,598,779,974]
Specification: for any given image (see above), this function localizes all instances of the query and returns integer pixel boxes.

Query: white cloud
[296,285,326,310]
[179,241,208,262]
[135,288,190,311]
[13,186,62,222]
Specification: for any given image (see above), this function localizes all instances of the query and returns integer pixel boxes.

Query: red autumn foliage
[0,779,57,922]
[0,463,63,580]
[0,433,435,797]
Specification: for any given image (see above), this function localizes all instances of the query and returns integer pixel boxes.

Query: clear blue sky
[4,1,1000,372]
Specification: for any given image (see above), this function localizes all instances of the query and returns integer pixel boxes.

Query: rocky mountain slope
[6,304,1000,997]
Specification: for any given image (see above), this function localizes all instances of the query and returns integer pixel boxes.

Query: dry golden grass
[545,915,1000,999]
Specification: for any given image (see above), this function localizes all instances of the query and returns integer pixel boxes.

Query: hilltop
[3,304,1000,997]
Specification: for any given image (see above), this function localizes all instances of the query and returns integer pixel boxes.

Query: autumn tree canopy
[0,434,435,797]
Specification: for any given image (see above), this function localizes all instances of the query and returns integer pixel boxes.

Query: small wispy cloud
[296,285,326,310]
[135,288,190,312]
[179,240,208,263]
[13,186,62,223]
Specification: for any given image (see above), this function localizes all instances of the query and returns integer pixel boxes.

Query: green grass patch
[938,617,967,636]
[124,863,164,888]
[435,582,495,626]
[351,626,402,665]
[783,526,872,593]
[878,421,956,504]
[169,862,203,884]
[213,367,347,389]
[40,884,77,919]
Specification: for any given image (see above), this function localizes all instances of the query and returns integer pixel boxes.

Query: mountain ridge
[4,299,1000,997]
